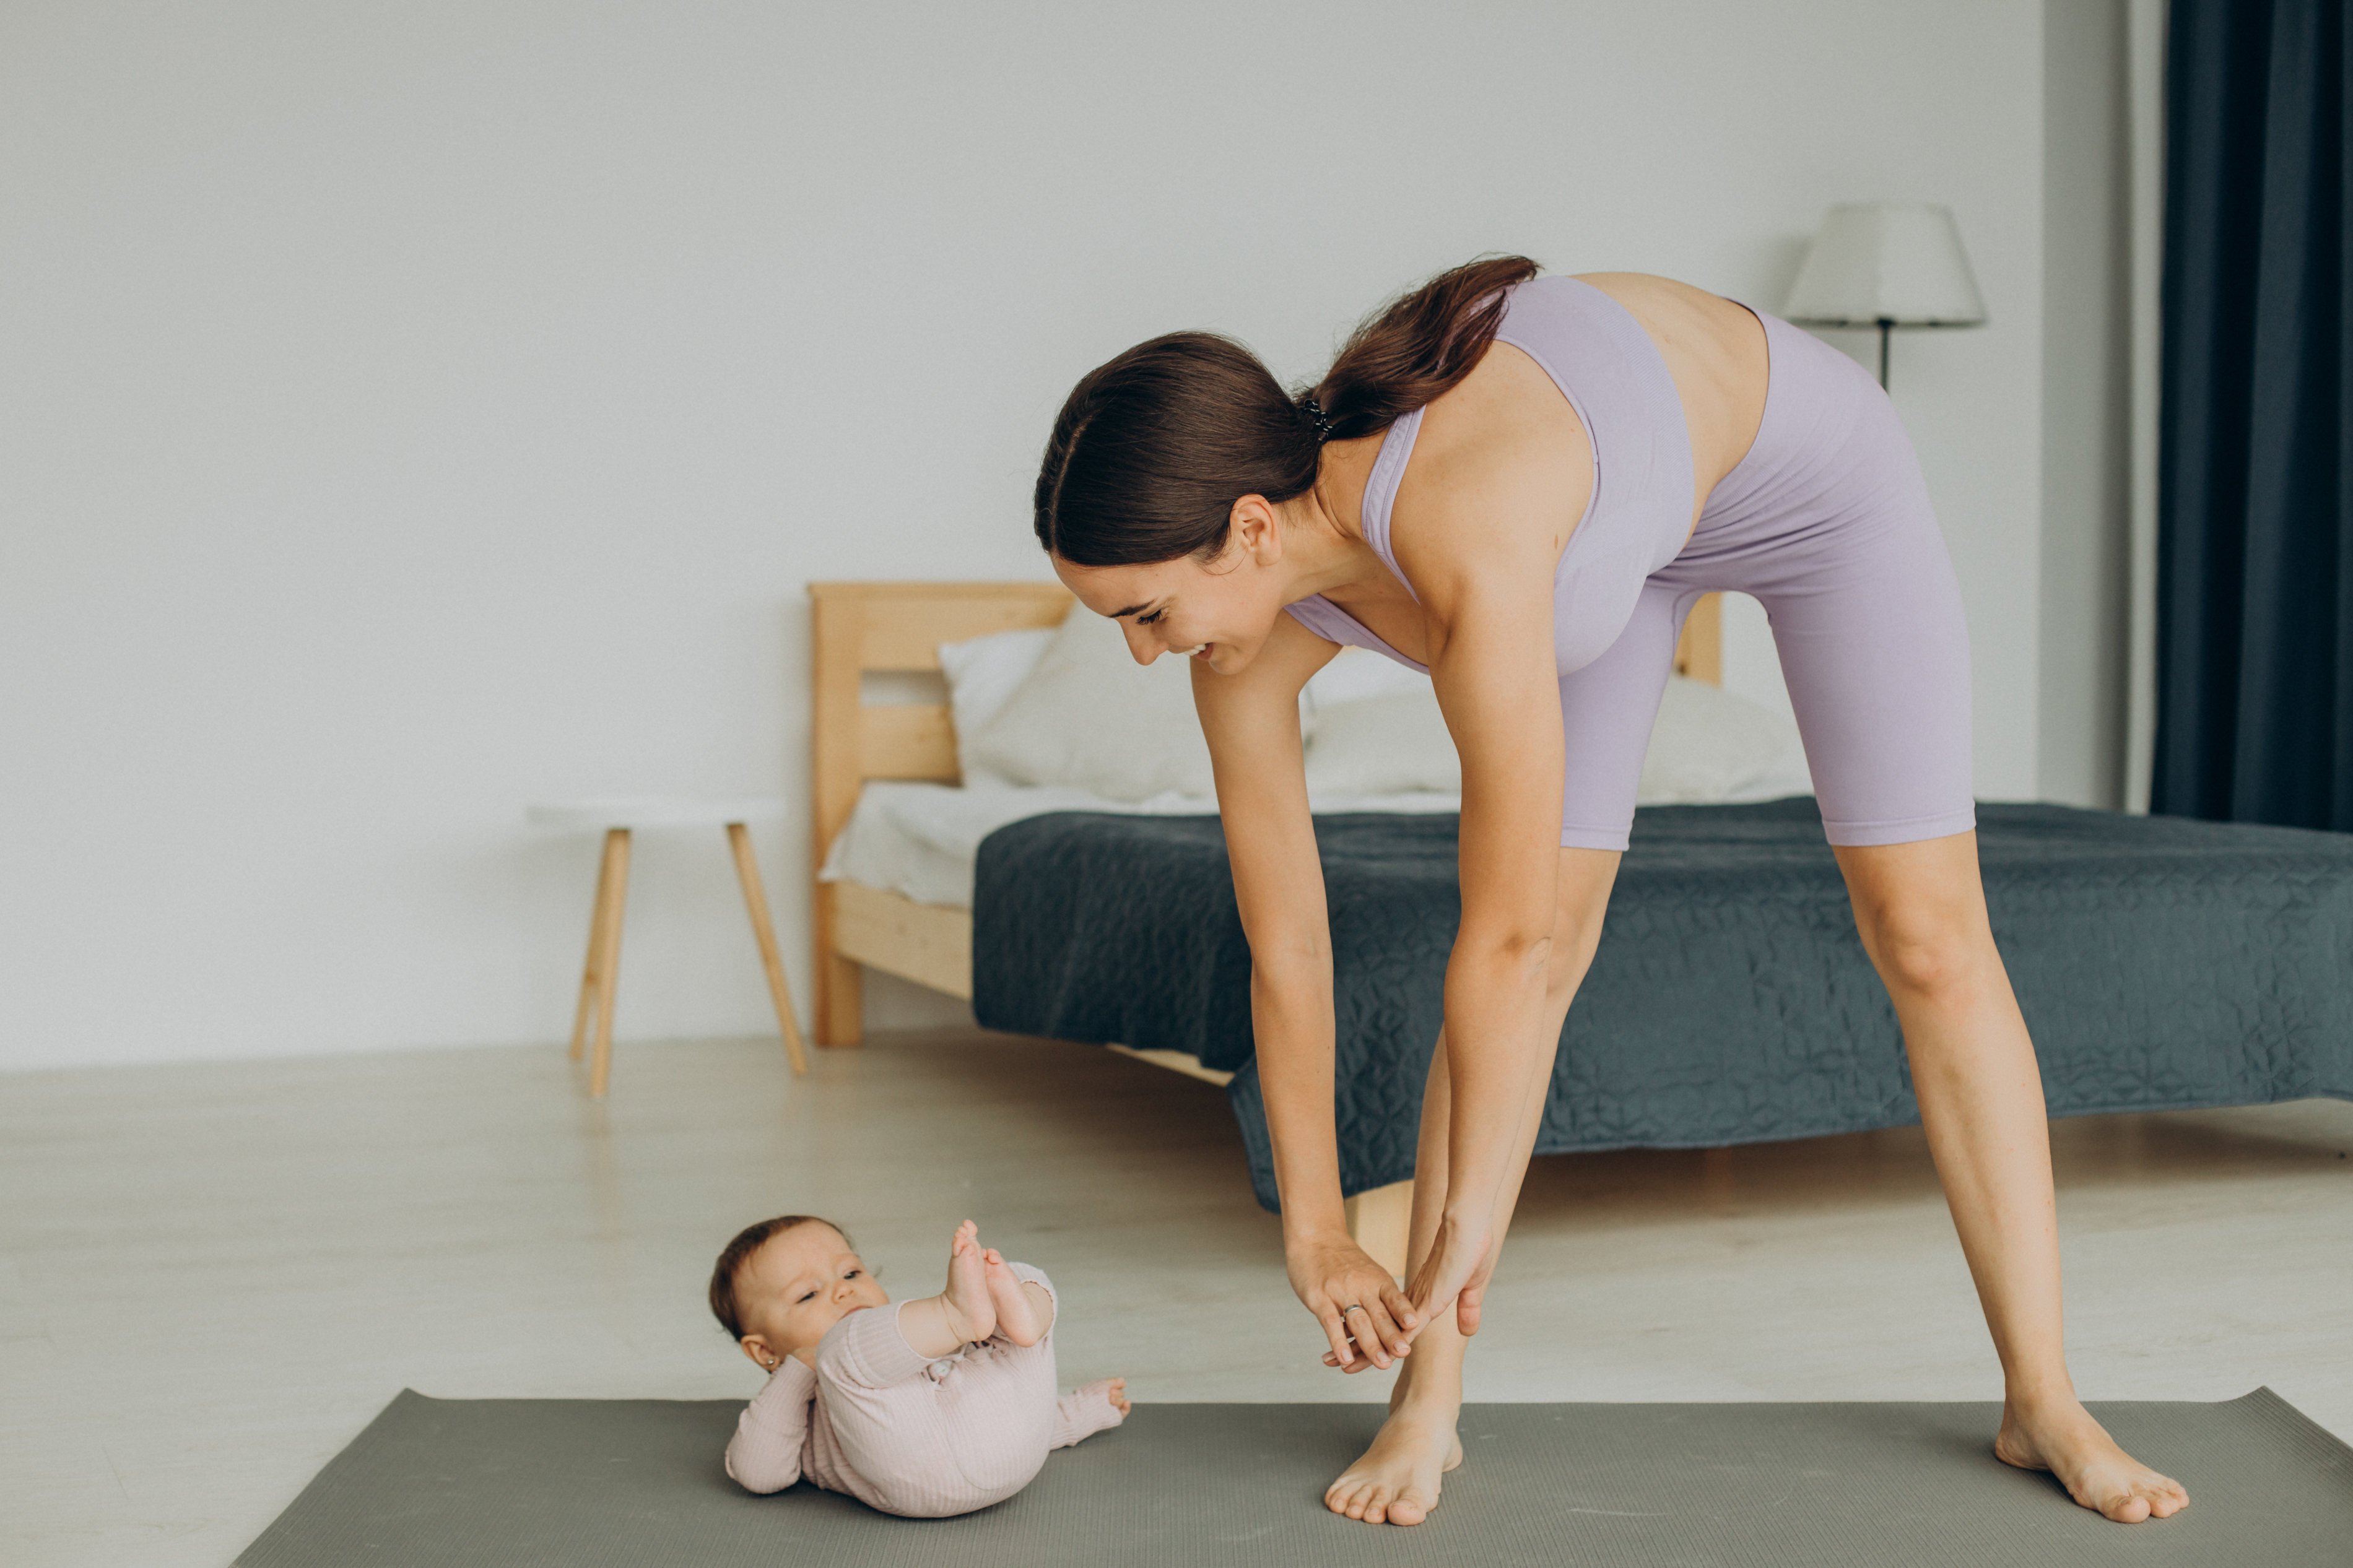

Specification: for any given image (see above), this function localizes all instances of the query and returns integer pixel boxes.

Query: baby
[710,1214,1128,1518]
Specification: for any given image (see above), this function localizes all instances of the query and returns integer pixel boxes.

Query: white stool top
[525,795,791,831]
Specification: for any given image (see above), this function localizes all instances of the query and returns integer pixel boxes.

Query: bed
[811,581,1754,1264]
[808,582,1079,1037]
[809,581,2353,1271]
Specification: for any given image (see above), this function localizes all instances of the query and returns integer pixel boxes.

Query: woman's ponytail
[1035,254,1540,568]
[1310,254,1540,441]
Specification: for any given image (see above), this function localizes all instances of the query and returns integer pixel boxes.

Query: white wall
[0,1,2044,1070]
[2038,0,2132,809]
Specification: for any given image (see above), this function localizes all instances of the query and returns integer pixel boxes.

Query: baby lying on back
[710,1215,1128,1518]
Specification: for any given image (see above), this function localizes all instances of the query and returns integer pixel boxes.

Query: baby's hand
[939,1221,995,1345]
[982,1247,1052,1346]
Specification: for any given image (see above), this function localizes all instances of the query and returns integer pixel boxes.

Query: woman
[1032,258,2187,1528]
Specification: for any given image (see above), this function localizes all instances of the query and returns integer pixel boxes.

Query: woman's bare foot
[1324,1400,1463,1526]
[1080,1376,1131,1416]
[1994,1398,2189,1522]
[939,1221,994,1345]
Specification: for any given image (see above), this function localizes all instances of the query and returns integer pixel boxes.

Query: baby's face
[734,1223,890,1370]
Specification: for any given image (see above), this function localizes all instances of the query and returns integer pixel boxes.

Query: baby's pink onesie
[724,1263,1123,1518]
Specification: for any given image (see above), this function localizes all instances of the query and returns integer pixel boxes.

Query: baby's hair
[708,1215,850,1341]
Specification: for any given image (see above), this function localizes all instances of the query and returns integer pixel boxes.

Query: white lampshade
[1783,202,1987,328]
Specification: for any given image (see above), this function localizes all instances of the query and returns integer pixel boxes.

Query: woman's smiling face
[1051,512,1295,677]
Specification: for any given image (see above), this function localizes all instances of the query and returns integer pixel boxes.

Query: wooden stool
[525,797,809,1097]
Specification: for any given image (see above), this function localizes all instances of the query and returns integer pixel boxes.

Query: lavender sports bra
[1283,277,1697,677]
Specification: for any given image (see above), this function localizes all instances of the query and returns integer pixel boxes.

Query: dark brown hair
[1033,254,1539,568]
[708,1215,846,1340]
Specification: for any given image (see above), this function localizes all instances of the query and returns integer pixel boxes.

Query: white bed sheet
[822,742,1815,911]
[820,782,1461,909]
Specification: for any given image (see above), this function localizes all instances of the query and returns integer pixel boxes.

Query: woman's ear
[1225,495,1284,565]
[739,1334,780,1371]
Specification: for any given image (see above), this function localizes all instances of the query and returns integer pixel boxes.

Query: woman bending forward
[1033,258,2187,1528]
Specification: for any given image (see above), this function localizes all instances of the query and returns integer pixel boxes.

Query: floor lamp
[1783,202,1987,390]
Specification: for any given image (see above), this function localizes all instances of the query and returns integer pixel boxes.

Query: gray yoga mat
[237,1388,2352,1567]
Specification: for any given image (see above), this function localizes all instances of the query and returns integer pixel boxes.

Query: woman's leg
[1836,833,2188,1522]
[1324,847,1620,1525]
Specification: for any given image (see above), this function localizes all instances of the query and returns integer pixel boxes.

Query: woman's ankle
[1388,1363,1464,1418]
[1999,1371,2083,1421]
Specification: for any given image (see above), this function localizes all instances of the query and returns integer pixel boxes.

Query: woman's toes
[1386,1490,1429,1527]
[2089,1468,2191,1524]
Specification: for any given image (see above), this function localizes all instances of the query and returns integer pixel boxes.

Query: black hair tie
[1299,396,1338,444]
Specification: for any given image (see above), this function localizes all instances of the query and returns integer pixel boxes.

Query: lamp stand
[1876,318,1894,391]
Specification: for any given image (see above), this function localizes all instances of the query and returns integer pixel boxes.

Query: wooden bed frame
[808,580,1723,1270]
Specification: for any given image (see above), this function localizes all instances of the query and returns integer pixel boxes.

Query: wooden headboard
[806,581,1719,1042]
[807,582,1076,1040]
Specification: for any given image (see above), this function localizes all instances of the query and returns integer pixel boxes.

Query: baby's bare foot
[1995,1397,2188,1523]
[939,1221,994,1345]
[1325,1398,1462,1527]
[1055,1377,1129,1444]
[982,1247,1050,1345]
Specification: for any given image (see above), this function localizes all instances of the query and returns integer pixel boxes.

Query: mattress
[821,750,1817,909]
[819,781,1459,909]
[971,799,2353,1210]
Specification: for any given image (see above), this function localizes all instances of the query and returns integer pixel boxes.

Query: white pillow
[1304,644,1430,709]
[937,624,1058,786]
[962,606,1218,801]
[1638,675,1797,804]
[1300,674,1798,805]
[1303,688,1460,795]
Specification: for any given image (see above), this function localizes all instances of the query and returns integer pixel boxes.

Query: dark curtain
[2154,0,2353,830]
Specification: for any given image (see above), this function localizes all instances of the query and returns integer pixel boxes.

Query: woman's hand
[1287,1231,1421,1372]
[1405,1208,1499,1339]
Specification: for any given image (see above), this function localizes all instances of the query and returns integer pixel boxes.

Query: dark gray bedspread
[973,799,2353,1210]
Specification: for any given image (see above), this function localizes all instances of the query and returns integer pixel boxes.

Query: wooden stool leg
[568,834,618,1062]
[588,827,632,1099]
[728,822,809,1075]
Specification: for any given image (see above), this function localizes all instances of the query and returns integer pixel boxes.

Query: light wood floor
[4,1031,2349,1566]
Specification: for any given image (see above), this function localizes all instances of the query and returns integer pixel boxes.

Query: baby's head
[709,1215,888,1372]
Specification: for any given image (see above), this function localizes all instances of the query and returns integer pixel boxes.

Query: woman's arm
[1193,613,1420,1371]
[1394,429,1577,1336]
